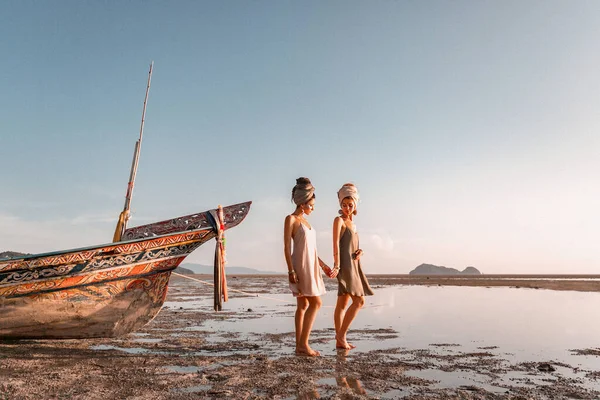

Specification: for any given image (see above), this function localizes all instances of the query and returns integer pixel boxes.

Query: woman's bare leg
[296,296,322,356]
[334,295,350,349]
[337,295,365,349]
[295,297,309,349]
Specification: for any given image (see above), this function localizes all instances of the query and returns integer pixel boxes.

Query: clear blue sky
[2,1,599,274]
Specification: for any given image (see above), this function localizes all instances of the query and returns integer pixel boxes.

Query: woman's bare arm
[332,216,344,274]
[284,215,298,283]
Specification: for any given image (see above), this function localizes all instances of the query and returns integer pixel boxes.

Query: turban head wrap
[292,177,315,206]
[337,183,359,214]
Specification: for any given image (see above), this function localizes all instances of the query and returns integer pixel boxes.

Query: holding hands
[323,265,339,279]
[319,258,338,279]
[329,263,340,279]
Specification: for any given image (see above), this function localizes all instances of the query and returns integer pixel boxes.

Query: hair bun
[292,177,316,205]
[296,177,312,186]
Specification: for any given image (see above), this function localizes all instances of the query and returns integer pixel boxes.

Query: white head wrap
[337,183,359,208]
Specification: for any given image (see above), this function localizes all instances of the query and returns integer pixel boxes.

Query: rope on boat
[171,272,386,310]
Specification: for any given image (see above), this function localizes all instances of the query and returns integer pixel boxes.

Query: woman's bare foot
[335,336,356,350]
[296,346,321,357]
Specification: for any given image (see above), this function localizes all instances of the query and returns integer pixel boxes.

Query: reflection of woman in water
[332,183,374,350]
[284,177,334,357]
[335,349,367,395]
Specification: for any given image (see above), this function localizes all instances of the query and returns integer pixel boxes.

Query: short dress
[289,223,326,297]
[337,227,374,297]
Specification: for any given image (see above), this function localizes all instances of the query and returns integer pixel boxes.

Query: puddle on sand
[172,384,211,394]
[89,344,151,354]
[406,369,507,393]
[132,338,162,343]
[165,365,202,373]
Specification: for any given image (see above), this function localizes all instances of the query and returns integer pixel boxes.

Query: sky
[1,1,600,274]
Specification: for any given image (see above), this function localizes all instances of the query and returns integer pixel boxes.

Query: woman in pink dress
[284,177,334,356]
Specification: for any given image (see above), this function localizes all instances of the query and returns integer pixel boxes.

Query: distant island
[409,263,481,275]
[0,251,29,260]
[173,266,196,275]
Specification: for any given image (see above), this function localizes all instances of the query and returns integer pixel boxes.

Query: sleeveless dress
[289,223,326,297]
[337,227,374,297]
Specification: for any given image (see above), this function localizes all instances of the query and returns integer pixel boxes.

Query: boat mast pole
[113,61,154,242]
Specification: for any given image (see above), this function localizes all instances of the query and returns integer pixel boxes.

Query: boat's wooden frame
[0,202,250,339]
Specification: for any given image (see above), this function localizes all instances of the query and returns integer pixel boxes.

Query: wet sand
[1,274,599,399]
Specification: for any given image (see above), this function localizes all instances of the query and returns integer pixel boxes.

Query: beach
[1,274,599,399]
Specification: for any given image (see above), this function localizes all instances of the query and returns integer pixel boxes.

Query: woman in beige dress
[284,177,334,356]
[332,183,374,350]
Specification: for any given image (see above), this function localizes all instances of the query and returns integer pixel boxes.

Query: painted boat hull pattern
[0,202,251,339]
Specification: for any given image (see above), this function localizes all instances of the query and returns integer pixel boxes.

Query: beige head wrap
[337,183,359,208]
[292,178,315,206]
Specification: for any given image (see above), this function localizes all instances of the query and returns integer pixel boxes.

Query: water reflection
[297,351,369,399]
[302,376,367,400]
[334,349,367,395]
[165,283,600,393]
[335,376,366,395]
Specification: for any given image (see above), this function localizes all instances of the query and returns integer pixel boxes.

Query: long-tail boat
[0,64,250,339]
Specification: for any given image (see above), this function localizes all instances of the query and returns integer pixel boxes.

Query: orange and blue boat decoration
[0,202,250,339]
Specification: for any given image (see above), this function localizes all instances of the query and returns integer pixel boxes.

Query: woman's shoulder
[285,215,302,237]
[286,214,302,226]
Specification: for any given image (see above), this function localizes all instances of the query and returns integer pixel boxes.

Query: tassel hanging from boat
[217,204,228,303]
[213,205,228,311]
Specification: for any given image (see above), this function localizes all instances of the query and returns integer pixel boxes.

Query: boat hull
[0,270,172,339]
[0,202,251,339]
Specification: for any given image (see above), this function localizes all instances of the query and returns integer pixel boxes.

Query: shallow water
[165,283,600,393]
[166,285,600,354]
